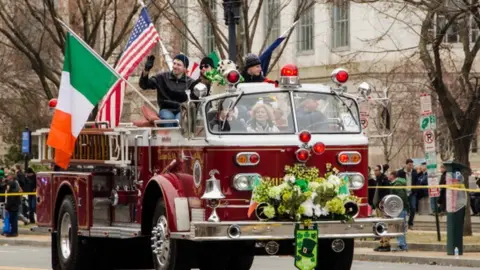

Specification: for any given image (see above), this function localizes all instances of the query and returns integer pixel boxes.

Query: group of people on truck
[138,53,271,126]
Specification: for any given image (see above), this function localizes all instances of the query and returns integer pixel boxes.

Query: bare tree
[152,0,316,73]
[344,0,480,235]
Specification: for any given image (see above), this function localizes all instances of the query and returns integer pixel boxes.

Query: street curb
[355,241,480,252]
[0,238,50,247]
[354,253,480,268]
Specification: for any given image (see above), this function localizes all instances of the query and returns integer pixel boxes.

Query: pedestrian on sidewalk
[373,164,391,252]
[388,170,409,252]
[25,167,36,223]
[4,170,21,237]
[14,165,29,225]
[397,158,419,230]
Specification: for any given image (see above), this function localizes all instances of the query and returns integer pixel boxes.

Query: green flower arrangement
[248,163,361,222]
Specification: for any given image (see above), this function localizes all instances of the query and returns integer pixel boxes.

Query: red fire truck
[31,64,405,270]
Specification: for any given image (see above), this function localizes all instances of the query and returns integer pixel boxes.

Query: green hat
[299,238,316,258]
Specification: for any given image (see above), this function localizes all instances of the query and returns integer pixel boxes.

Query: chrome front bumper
[170,218,405,241]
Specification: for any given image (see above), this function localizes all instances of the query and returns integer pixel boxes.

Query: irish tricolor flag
[47,32,117,169]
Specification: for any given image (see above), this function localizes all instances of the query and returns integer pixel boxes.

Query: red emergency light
[280,64,298,77]
[312,142,326,155]
[295,149,310,163]
[331,68,349,84]
[298,130,311,144]
[49,98,58,108]
[226,70,241,84]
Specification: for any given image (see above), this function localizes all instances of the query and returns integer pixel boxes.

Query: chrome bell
[201,170,225,223]
[201,169,225,200]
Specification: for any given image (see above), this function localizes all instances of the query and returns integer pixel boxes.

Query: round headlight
[349,174,364,190]
[233,175,250,190]
[380,195,404,217]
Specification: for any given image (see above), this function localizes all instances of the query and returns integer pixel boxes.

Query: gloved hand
[145,55,155,72]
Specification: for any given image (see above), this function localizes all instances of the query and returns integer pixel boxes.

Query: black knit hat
[244,53,261,70]
[174,54,189,68]
[200,57,214,68]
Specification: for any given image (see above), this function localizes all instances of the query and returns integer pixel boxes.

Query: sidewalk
[0,234,49,247]
[354,248,480,268]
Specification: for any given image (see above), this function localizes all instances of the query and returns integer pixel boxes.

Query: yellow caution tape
[0,192,37,197]
[369,184,480,193]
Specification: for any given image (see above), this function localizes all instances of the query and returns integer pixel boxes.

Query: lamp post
[223,0,241,61]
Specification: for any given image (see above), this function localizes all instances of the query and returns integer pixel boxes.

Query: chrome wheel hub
[151,216,170,267]
[59,213,72,259]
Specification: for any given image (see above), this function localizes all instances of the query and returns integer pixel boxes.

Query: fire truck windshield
[206,91,361,134]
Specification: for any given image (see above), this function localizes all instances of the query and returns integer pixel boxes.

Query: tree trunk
[452,137,472,236]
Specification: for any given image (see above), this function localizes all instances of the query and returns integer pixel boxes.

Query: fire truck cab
[30,64,405,270]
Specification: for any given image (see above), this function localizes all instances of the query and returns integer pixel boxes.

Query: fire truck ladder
[31,122,132,167]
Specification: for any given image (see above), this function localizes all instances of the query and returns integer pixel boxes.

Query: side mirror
[193,83,208,98]
[358,82,372,97]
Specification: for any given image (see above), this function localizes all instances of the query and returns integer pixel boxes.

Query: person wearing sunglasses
[190,57,214,98]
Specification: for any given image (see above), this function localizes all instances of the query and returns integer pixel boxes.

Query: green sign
[420,115,437,131]
[294,223,318,270]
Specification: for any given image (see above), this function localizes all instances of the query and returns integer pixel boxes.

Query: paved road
[0,245,475,270]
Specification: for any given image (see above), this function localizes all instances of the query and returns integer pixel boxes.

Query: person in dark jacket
[25,167,36,223]
[139,54,195,127]
[241,54,266,83]
[373,164,391,252]
[190,57,214,97]
[470,178,480,216]
[14,165,29,225]
[438,165,447,213]
[367,166,376,209]
[397,158,419,229]
[5,171,21,237]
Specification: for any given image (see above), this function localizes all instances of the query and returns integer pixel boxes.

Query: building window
[427,1,479,44]
[204,0,216,53]
[332,0,350,49]
[174,0,188,54]
[264,0,281,45]
[297,3,314,52]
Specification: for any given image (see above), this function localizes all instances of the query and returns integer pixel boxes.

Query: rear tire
[151,199,190,270]
[315,238,354,270]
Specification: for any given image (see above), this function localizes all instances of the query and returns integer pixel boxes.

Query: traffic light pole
[223,0,241,61]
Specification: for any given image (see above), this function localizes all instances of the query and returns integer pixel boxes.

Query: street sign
[425,151,437,166]
[420,115,437,131]
[21,130,31,154]
[420,93,432,115]
[423,130,436,152]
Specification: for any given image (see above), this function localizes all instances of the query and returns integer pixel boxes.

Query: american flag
[96,7,160,127]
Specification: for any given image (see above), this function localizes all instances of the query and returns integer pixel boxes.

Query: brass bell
[201,169,225,200]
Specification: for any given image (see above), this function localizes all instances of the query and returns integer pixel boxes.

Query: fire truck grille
[73,133,111,160]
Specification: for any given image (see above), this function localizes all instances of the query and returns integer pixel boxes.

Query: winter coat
[397,168,419,195]
[139,71,195,111]
[16,171,26,191]
[6,179,21,212]
[389,177,409,212]
[241,70,266,83]
[25,173,36,193]
[373,173,390,209]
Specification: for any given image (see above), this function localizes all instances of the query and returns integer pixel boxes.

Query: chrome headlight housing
[232,173,261,191]
[338,172,364,190]
[380,195,404,218]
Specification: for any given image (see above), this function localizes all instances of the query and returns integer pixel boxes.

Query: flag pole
[159,40,174,71]
[54,17,159,112]
[138,0,172,71]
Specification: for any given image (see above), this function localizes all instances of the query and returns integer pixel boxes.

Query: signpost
[419,93,441,241]
[21,127,31,171]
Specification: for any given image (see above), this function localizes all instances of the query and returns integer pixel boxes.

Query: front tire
[151,199,190,270]
[56,195,84,270]
[315,238,354,270]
